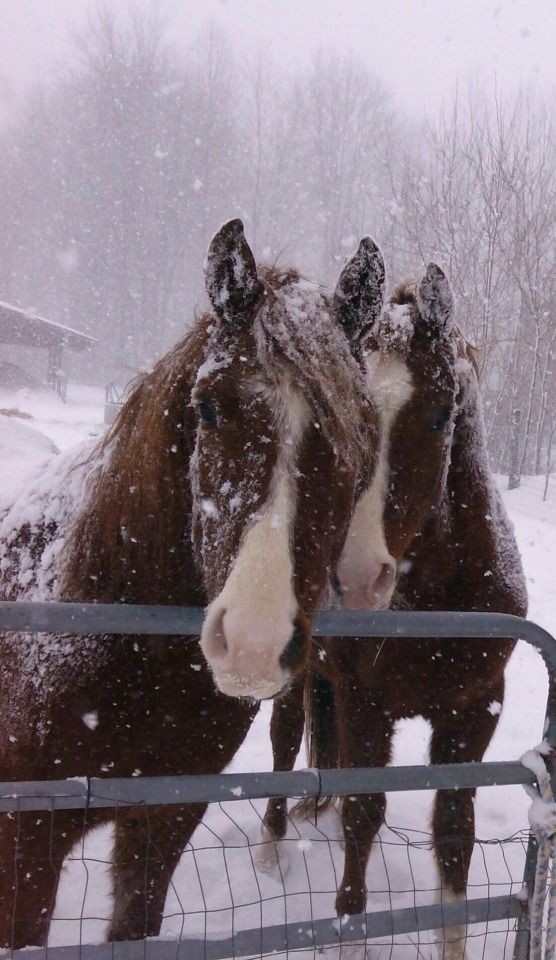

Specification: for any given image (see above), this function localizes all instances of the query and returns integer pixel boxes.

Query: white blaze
[337,352,413,610]
[201,381,309,699]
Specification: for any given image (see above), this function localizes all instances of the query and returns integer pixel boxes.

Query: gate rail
[0,602,554,960]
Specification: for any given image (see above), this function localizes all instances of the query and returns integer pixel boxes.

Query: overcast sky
[1,0,555,120]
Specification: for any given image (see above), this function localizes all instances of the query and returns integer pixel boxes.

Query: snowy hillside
[0,387,554,958]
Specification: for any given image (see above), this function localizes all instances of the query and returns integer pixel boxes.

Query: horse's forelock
[371,281,418,358]
[252,275,371,470]
[377,284,478,386]
[196,269,372,469]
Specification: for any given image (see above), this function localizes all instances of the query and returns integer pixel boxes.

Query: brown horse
[0,220,392,948]
[262,263,527,960]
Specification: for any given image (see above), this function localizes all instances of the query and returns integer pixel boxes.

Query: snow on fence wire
[0,602,554,960]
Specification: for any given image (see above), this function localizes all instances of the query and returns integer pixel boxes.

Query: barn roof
[0,300,97,352]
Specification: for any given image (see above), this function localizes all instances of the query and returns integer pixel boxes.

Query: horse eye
[430,407,452,432]
[198,400,218,428]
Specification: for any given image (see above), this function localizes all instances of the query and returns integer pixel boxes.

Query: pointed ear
[205,219,263,323]
[333,237,385,345]
[416,263,454,337]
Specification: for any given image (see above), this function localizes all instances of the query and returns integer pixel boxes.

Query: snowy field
[0,385,554,958]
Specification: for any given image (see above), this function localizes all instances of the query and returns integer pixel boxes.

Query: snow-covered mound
[0,414,59,510]
[0,383,104,451]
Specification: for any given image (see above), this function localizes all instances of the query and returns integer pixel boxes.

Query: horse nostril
[371,560,396,599]
[215,608,228,655]
[330,571,344,601]
[279,619,306,671]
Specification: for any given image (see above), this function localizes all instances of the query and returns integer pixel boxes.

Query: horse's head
[338,262,463,593]
[194,220,391,698]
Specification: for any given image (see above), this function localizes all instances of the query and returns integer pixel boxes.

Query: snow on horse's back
[0,435,97,601]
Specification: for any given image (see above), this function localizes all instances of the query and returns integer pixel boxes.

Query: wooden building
[0,300,96,398]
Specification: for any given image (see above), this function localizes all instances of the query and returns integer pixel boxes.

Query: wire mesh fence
[0,791,533,959]
[0,602,554,959]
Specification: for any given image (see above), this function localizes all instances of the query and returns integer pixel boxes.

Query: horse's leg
[108,802,206,941]
[254,675,306,873]
[0,808,92,948]
[263,674,306,841]
[429,689,503,960]
[334,680,394,917]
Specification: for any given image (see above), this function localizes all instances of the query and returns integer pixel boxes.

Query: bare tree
[0,3,554,500]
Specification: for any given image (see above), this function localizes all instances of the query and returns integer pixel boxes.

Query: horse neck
[447,380,498,542]
[411,378,527,614]
[63,345,205,607]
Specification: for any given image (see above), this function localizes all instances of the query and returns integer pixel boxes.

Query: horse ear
[205,219,263,323]
[333,237,385,345]
[416,263,454,337]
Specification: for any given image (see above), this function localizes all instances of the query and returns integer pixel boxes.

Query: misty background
[0,0,555,481]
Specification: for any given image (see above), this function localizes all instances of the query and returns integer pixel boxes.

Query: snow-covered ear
[416,263,454,338]
[205,219,263,324]
[333,237,385,345]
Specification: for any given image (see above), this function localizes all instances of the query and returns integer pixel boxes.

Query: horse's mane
[62,267,371,604]
[62,318,208,604]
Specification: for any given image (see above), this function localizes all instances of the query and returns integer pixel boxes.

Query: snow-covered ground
[0,383,105,454]
[0,386,554,958]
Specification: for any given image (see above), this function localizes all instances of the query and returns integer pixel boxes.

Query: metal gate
[0,602,554,959]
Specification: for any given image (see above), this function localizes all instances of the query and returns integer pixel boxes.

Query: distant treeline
[0,6,554,480]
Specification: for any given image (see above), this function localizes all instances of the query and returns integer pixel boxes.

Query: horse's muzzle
[200,604,306,700]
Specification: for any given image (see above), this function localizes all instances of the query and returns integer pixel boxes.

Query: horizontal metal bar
[0,760,536,812]
[0,601,554,670]
[0,601,206,637]
[0,602,538,956]
[8,894,523,960]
